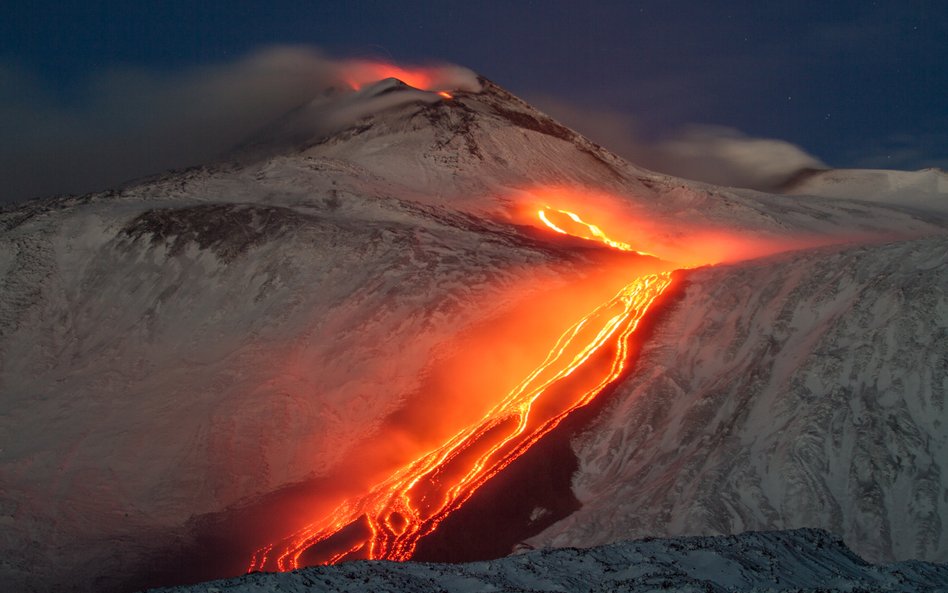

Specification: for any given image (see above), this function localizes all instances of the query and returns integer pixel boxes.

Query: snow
[529,237,948,564]
[148,529,948,593]
[1,76,947,592]
[782,167,948,217]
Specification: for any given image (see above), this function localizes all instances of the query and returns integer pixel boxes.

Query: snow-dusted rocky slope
[0,172,609,592]
[1,76,947,592]
[153,529,948,593]
[528,236,948,564]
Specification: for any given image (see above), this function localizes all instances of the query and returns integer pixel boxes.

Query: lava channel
[248,207,674,572]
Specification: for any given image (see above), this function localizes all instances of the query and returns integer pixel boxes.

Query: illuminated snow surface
[154,530,948,593]
[1,77,947,592]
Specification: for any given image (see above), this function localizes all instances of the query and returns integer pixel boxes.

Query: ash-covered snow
[150,529,948,593]
[1,75,947,592]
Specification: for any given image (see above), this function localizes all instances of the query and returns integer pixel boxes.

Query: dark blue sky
[2,1,946,199]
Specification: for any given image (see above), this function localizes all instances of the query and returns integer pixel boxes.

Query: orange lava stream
[537,207,656,257]
[248,208,673,572]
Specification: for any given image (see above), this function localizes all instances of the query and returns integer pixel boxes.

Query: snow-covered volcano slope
[1,76,947,592]
[1,187,628,592]
[154,529,948,593]
[781,167,948,217]
[528,236,948,564]
[111,79,945,261]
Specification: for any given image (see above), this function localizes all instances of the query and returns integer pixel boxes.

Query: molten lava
[249,208,675,572]
[538,207,655,257]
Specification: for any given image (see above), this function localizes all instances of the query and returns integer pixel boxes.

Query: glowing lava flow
[538,207,655,257]
[248,208,673,572]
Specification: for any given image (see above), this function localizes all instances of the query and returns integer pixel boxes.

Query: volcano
[1,75,946,593]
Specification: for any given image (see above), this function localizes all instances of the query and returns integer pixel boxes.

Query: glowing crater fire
[340,63,458,99]
[249,207,674,571]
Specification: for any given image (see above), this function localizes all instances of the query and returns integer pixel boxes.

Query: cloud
[0,46,479,204]
[648,125,828,190]
[531,96,827,191]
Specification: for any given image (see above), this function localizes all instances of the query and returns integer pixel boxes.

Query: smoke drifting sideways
[531,96,828,192]
[0,46,481,205]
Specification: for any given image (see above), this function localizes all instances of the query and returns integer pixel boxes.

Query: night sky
[2,1,946,202]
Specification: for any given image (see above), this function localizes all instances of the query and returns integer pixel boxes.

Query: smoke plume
[0,46,479,204]
[0,43,827,204]
[531,96,827,191]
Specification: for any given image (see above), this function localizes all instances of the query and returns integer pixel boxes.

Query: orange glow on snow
[249,275,671,571]
[514,186,836,268]
[248,205,676,572]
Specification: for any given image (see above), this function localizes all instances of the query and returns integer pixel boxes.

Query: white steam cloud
[0,46,480,204]
[531,96,827,191]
